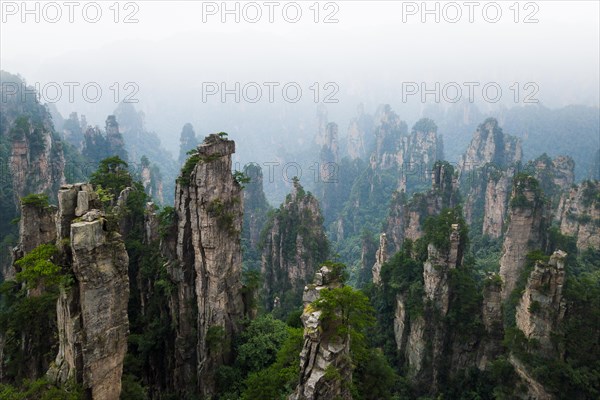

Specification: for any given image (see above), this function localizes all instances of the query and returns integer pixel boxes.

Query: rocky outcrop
[346,104,373,160]
[16,201,57,256]
[372,233,387,285]
[556,180,600,250]
[459,118,522,173]
[47,184,129,400]
[369,105,408,171]
[242,163,271,251]
[290,265,351,400]
[178,123,198,165]
[261,179,328,312]
[171,134,245,397]
[499,175,547,300]
[383,161,459,252]
[400,224,464,388]
[384,191,407,254]
[140,156,164,204]
[481,169,512,238]
[528,154,575,209]
[515,250,566,355]
[478,274,504,368]
[0,72,66,207]
[460,118,522,237]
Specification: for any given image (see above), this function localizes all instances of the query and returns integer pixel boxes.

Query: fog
[2,0,599,163]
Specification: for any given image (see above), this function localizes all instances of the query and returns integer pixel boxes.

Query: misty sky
[1,0,599,157]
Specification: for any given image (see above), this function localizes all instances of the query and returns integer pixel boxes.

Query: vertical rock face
[459,118,522,237]
[47,184,129,400]
[370,105,407,171]
[261,179,328,312]
[482,169,513,238]
[140,157,164,204]
[383,162,459,251]
[290,266,351,400]
[372,233,387,285]
[423,226,461,316]
[384,191,407,254]
[0,72,66,206]
[401,225,465,388]
[499,175,547,300]
[70,212,130,400]
[556,180,600,250]
[172,134,244,397]
[459,118,522,173]
[16,202,57,255]
[314,105,330,148]
[178,123,198,165]
[242,163,271,251]
[515,250,566,355]
[346,104,373,160]
[104,115,127,161]
[478,274,504,368]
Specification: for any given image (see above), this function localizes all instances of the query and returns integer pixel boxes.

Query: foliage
[0,281,58,381]
[418,206,469,259]
[20,193,50,208]
[412,117,438,133]
[207,198,238,236]
[509,173,542,209]
[206,325,226,352]
[240,327,304,400]
[313,285,375,340]
[0,378,83,400]
[15,244,65,289]
[236,315,290,374]
[233,170,251,188]
[90,156,132,201]
[177,151,199,186]
[157,206,176,239]
[446,264,484,335]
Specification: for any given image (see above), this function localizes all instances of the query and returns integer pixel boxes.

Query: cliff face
[459,118,522,173]
[290,266,351,400]
[369,105,407,171]
[556,180,600,250]
[261,180,328,312]
[372,233,387,285]
[172,134,245,397]
[0,72,66,210]
[346,104,373,160]
[481,169,512,238]
[515,251,566,355]
[242,163,271,254]
[394,225,465,389]
[46,184,129,400]
[383,162,459,253]
[459,119,522,237]
[140,157,164,204]
[499,175,547,300]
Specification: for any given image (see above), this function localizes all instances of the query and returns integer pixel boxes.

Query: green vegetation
[14,244,67,289]
[90,156,132,202]
[207,198,238,236]
[509,173,542,209]
[0,378,83,400]
[0,244,69,382]
[314,286,375,340]
[20,193,50,208]
[412,117,438,133]
[233,170,251,188]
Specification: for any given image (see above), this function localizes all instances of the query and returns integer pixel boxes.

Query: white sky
[1,0,599,153]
